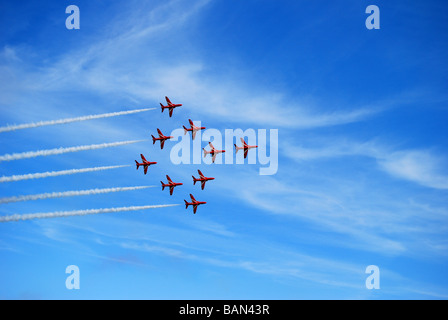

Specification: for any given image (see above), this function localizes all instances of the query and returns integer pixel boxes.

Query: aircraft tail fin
[193,176,197,185]
[184,199,189,209]
[135,160,140,170]
[151,135,156,144]
[234,144,238,154]
[203,148,207,158]
[183,126,188,135]
[160,103,164,112]
[161,181,165,191]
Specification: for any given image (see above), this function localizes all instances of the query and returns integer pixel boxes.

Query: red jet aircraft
[184,194,206,214]
[192,169,215,190]
[135,154,157,174]
[235,137,258,158]
[183,119,206,140]
[203,142,226,163]
[160,96,182,117]
[161,175,183,195]
[151,128,173,149]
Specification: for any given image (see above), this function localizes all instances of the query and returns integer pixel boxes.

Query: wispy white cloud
[0,0,380,131]
[283,138,448,190]
[35,214,366,291]
[211,159,448,258]
[378,150,448,190]
[37,213,448,298]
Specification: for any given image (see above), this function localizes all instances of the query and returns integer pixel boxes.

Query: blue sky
[1,0,448,299]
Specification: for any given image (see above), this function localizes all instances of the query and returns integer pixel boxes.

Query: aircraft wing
[212,154,217,163]
[169,108,174,117]
[160,139,165,149]
[157,128,163,137]
[198,170,205,178]
[189,119,194,127]
[201,181,206,190]
[169,186,174,196]
[166,175,173,183]
[192,130,197,140]
[209,142,215,150]
[190,194,196,202]
[165,96,172,105]
[244,149,248,159]
[140,154,147,162]
[193,205,198,214]
[144,165,148,175]
[241,138,248,147]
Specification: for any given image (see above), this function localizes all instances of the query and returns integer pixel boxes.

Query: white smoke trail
[0,186,154,204]
[0,139,145,162]
[0,108,155,133]
[0,165,129,183]
[0,204,180,222]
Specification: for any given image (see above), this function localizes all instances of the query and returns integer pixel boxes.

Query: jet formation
[135,96,256,213]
